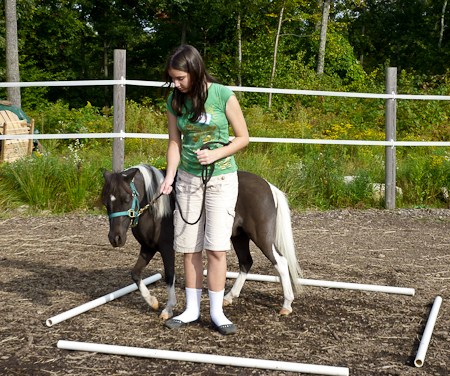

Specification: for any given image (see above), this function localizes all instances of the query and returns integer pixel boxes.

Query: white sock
[172,287,202,323]
[209,289,232,327]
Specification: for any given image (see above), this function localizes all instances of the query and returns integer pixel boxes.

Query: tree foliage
[0,0,448,110]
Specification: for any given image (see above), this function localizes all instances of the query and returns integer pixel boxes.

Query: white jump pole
[205,271,415,296]
[57,340,349,375]
[414,296,443,368]
[46,273,162,327]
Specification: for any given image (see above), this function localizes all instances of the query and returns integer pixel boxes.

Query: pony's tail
[269,183,303,293]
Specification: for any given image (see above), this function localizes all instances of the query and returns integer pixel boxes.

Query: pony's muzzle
[108,230,127,247]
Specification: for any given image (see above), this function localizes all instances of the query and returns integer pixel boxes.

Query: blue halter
[108,179,141,228]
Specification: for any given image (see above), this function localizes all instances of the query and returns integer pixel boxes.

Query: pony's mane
[126,164,172,219]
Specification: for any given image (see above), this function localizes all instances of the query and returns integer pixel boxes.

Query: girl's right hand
[160,178,174,195]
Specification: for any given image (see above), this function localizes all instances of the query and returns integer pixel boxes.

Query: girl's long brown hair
[164,45,219,122]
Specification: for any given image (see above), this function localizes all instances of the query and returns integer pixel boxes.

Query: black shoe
[212,322,237,335]
[164,316,201,329]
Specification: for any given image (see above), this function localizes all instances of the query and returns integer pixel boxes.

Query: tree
[1,0,448,111]
[438,0,448,50]
[237,10,242,88]
[75,0,157,106]
[346,0,450,75]
[5,0,20,107]
[316,0,331,75]
[268,0,286,108]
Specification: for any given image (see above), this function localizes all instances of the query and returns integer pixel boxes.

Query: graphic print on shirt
[185,122,216,144]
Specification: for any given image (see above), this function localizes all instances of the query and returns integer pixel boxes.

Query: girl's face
[168,68,192,93]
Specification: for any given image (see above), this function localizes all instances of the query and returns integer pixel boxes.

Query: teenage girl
[159,44,249,335]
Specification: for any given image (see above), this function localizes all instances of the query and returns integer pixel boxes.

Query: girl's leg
[207,250,236,334]
[206,250,227,291]
[185,252,204,289]
[203,172,239,335]
[165,170,206,328]
[164,252,203,328]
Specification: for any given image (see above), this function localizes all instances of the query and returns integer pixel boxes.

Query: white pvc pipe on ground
[414,296,443,368]
[204,271,415,296]
[46,273,162,327]
[57,340,349,375]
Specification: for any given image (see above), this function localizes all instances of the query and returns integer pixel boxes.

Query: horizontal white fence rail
[2,79,450,101]
[2,132,450,147]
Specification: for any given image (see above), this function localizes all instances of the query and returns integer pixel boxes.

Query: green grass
[0,147,108,215]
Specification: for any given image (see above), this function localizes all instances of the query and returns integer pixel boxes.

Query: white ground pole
[46,273,162,327]
[414,296,443,368]
[57,340,349,375]
[204,271,415,296]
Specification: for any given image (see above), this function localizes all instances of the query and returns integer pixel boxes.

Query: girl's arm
[160,111,181,195]
[194,95,249,165]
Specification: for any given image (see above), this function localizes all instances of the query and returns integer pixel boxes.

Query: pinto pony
[102,165,302,320]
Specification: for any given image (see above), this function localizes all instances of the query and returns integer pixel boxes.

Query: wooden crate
[0,110,34,163]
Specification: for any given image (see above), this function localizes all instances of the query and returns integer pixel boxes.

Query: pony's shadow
[0,256,164,314]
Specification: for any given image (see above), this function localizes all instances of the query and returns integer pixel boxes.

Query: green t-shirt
[166,83,238,177]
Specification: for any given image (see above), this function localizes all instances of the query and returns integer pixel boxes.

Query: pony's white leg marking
[224,271,248,306]
[273,245,294,315]
[160,276,177,320]
[138,279,159,310]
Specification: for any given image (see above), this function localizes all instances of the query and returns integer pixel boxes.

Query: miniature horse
[102,164,302,320]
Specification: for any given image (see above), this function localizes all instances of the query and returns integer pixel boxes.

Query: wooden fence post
[112,49,126,173]
[385,67,397,209]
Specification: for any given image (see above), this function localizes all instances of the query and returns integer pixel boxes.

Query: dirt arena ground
[0,208,449,375]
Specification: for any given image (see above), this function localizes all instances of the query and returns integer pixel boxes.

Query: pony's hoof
[159,311,171,320]
[223,300,231,307]
[151,299,159,311]
[279,308,292,316]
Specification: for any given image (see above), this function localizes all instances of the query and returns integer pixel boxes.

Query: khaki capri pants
[174,169,238,253]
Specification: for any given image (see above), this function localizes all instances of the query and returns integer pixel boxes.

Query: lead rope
[175,141,230,225]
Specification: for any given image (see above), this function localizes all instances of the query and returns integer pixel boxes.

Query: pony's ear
[103,169,112,180]
[122,168,138,184]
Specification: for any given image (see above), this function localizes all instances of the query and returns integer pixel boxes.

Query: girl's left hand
[194,148,217,165]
